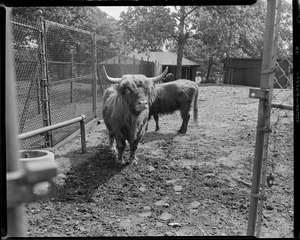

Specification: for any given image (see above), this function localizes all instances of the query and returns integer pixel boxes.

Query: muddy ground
[24,84,294,237]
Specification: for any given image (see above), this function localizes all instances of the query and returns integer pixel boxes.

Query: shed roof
[128,51,200,66]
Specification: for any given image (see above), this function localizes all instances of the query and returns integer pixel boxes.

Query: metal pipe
[271,103,293,111]
[247,0,277,236]
[5,6,27,237]
[80,118,87,153]
[37,11,51,147]
[18,115,86,140]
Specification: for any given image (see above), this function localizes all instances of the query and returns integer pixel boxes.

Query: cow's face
[118,76,155,114]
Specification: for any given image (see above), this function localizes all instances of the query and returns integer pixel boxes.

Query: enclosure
[6,0,295,237]
[23,84,293,237]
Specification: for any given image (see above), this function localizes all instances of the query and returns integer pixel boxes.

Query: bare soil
[24,84,294,237]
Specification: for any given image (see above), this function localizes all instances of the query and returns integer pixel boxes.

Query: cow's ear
[119,86,130,95]
[118,85,124,95]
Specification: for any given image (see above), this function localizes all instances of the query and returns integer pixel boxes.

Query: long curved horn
[102,66,122,83]
[147,67,168,82]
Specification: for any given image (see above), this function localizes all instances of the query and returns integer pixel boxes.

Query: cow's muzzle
[135,99,148,112]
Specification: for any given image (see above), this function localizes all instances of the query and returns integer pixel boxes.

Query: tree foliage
[186,0,292,82]
[11,3,293,82]
[119,6,177,53]
[185,1,267,81]
[12,7,120,50]
[11,6,122,65]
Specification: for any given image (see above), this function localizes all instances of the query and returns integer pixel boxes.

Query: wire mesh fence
[12,17,45,149]
[45,20,95,146]
[11,15,96,149]
[11,14,156,149]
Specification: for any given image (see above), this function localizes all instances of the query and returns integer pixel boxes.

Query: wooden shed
[223,58,291,88]
[129,51,200,81]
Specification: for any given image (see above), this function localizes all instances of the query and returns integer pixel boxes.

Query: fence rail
[18,115,87,153]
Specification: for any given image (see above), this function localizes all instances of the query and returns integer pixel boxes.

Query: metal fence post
[91,29,97,118]
[70,47,74,103]
[37,10,51,147]
[246,0,277,236]
[5,6,27,237]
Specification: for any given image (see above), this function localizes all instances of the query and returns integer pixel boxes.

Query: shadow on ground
[53,144,128,203]
[142,131,178,144]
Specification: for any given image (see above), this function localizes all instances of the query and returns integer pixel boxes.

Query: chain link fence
[45,20,95,146]
[11,15,96,149]
[12,16,45,149]
[11,14,156,149]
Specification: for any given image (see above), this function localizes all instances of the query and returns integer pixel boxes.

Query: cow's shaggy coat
[148,79,198,133]
[102,68,168,164]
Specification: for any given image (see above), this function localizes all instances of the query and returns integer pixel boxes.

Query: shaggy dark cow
[148,79,198,133]
[102,66,168,164]
[162,73,174,83]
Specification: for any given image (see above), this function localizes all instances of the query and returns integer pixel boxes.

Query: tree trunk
[206,54,213,83]
[176,33,185,79]
[176,6,186,80]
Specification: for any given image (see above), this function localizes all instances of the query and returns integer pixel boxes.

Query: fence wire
[256,0,293,237]
[45,20,94,146]
[12,17,45,149]
[12,16,96,149]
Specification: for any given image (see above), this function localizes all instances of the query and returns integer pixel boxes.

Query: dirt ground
[24,84,294,237]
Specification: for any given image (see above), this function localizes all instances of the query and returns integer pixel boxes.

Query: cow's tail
[193,86,198,124]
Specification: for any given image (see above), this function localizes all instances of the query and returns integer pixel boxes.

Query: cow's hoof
[109,146,117,153]
[177,129,186,134]
[131,160,138,165]
[129,157,138,165]
[117,158,125,165]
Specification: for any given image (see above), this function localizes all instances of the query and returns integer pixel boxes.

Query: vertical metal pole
[256,1,281,237]
[37,10,51,147]
[5,6,27,237]
[80,115,87,153]
[70,47,74,103]
[91,29,97,118]
[247,0,277,236]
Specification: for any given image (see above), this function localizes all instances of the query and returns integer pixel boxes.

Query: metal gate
[247,0,294,237]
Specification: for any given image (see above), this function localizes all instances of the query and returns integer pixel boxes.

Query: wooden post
[247,0,277,236]
[37,10,51,147]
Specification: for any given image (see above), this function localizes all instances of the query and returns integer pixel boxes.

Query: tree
[120,6,201,78]
[186,2,268,82]
[12,7,122,62]
[119,6,176,53]
[171,6,200,79]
